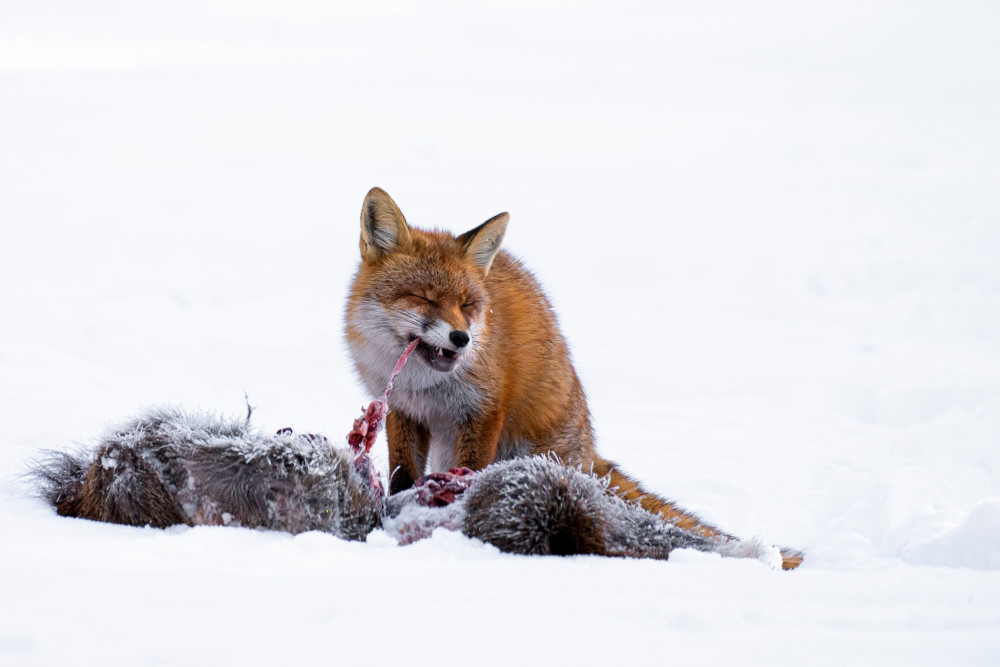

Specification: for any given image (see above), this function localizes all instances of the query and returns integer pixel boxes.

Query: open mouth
[410,337,460,372]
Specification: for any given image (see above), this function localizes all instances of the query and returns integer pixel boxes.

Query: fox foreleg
[387,411,430,495]
[455,410,504,471]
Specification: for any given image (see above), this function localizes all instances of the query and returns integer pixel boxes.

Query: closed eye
[406,293,438,306]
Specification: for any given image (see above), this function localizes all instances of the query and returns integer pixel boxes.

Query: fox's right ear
[360,187,411,261]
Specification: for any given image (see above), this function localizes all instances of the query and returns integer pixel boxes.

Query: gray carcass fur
[31,408,713,560]
[30,407,379,541]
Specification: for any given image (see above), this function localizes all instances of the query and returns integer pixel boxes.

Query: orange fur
[345,187,802,570]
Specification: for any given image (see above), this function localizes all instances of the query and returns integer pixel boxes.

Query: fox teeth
[434,346,443,356]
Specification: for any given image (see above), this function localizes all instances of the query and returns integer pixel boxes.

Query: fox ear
[360,187,411,261]
[458,212,509,275]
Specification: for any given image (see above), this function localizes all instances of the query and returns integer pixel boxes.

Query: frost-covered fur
[460,457,712,559]
[379,458,713,559]
[30,407,380,541]
[30,408,762,564]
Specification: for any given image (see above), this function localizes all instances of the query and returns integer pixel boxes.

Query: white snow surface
[2,1,999,664]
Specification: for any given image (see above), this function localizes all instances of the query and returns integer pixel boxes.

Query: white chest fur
[350,338,485,474]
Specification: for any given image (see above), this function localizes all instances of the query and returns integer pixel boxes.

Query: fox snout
[408,321,474,372]
[449,331,470,348]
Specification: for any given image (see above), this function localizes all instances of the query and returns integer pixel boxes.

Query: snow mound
[903,498,1000,570]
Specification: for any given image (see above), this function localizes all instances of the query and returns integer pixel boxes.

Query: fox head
[346,187,509,377]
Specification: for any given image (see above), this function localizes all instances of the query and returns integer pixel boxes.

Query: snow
[2,0,999,664]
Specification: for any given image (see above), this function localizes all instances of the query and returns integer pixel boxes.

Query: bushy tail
[592,458,804,570]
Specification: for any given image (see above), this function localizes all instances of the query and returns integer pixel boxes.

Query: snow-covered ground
[2,1,999,664]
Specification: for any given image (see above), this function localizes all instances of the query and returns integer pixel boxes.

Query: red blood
[412,468,476,507]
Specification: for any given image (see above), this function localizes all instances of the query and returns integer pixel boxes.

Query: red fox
[345,187,803,570]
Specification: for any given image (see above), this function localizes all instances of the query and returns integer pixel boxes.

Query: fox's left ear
[458,213,509,275]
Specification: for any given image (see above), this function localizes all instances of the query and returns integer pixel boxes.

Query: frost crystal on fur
[717,535,786,569]
[30,407,787,567]
[378,457,718,560]
[461,457,715,559]
[383,492,468,545]
[30,407,380,541]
